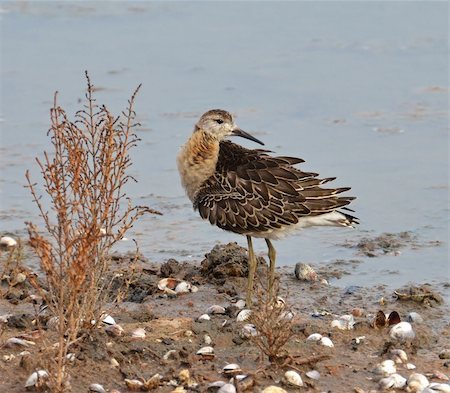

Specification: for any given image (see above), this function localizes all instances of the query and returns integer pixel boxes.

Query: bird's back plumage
[193,140,358,239]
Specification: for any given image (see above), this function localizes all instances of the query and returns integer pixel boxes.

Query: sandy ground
[0,242,449,393]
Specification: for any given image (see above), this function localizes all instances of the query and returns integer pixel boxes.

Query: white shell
[406,363,416,370]
[319,336,334,347]
[24,370,49,388]
[283,370,303,387]
[131,327,146,338]
[196,346,214,355]
[235,299,246,309]
[207,305,226,314]
[198,313,211,322]
[124,379,144,389]
[158,277,179,291]
[331,314,355,330]
[236,309,252,322]
[89,383,107,393]
[223,363,241,375]
[389,348,408,363]
[217,383,236,393]
[162,349,177,360]
[0,236,17,248]
[425,383,450,393]
[240,323,258,338]
[5,337,35,348]
[262,387,288,393]
[407,312,424,324]
[101,314,116,325]
[306,333,323,342]
[175,281,192,293]
[390,322,415,342]
[66,353,76,362]
[280,311,295,321]
[373,359,396,376]
[305,370,320,380]
[203,334,212,345]
[406,373,429,392]
[378,373,407,390]
[208,381,226,389]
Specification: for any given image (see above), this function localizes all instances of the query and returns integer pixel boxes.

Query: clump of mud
[200,242,267,281]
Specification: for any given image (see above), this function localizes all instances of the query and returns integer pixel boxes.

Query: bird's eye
[215,119,224,124]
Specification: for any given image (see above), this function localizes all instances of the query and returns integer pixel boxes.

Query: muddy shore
[0,242,449,393]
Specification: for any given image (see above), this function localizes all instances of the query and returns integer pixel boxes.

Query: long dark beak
[231,128,265,145]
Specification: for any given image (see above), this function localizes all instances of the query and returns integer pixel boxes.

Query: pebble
[439,349,450,359]
[203,334,212,345]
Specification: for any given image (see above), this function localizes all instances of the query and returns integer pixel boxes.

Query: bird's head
[195,109,264,145]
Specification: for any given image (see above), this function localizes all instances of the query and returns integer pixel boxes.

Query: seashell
[407,312,423,324]
[163,349,177,360]
[207,305,226,314]
[203,334,212,345]
[207,381,226,389]
[25,370,49,388]
[406,363,416,370]
[305,370,320,380]
[262,387,288,393]
[105,324,124,337]
[158,277,179,291]
[235,299,246,309]
[236,309,252,322]
[4,337,35,348]
[331,314,355,330]
[280,310,294,321]
[425,383,450,393]
[306,333,323,342]
[294,262,318,281]
[124,379,144,390]
[198,314,211,322]
[131,327,146,338]
[378,373,407,390]
[373,360,396,376]
[66,353,76,362]
[12,272,27,286]
[101,314,116,325]
[240,323,258,338]
[389,348,408,363]
[175,281,193,294]
[283,370,303,387]
[0,236,17,248]
[89,383,107,393]
[223,363,241,375]
[184,330,194,337]
[3,354,15,362]
[235,375,254,390]
[196,346,214,355]
[406,373,429,392]
[217,384,236,393]
[389,322,415,342]
[144,374,162,390]
[319,337,334,347]
[275,296,286,308]
[110,357,119,368]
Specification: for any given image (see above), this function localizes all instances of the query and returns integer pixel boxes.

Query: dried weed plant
[249,282,296,363]
[25,72,160,392]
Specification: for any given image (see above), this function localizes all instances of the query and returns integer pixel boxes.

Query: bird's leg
[265,238,276,300]
[246,235,256,307]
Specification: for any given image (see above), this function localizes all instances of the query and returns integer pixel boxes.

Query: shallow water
[1,2,448,296]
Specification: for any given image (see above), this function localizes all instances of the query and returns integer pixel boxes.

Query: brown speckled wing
[193,141,357,234]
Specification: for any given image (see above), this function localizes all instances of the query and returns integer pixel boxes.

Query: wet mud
[0,243,449,392]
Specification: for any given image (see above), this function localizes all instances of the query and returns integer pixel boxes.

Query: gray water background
[1,2,448,296]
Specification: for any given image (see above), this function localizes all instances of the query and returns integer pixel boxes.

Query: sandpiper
[177,109,358,305]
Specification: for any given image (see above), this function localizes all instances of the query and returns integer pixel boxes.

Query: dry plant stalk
[249,283,296,362]
[25,72,159,392]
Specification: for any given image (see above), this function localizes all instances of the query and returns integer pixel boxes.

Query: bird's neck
[177,130,220,202]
